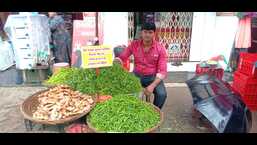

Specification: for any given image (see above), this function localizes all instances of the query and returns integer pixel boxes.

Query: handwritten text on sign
[81,45,113,68]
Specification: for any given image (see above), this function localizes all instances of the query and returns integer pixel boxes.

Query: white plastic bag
[0,41,15,71]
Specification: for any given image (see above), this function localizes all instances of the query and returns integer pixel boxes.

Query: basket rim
[86,102,164,133]
[20,86,96,125]
[42,84,99,97]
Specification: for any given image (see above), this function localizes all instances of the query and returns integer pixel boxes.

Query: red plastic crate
[238,52,257,77]
[232,71,257,96]
[238,59,257,77]
[195,64,224,80]
[240,95,257,111]
[239,52,257,63]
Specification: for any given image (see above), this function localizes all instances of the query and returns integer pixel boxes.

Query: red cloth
[118,39,167,79]
[195,64,224,80]
[235,16,251,48]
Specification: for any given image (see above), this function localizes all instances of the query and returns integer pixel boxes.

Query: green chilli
[46,64,142,96]
[88,95,160,133]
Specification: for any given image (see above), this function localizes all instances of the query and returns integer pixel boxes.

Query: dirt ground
[0,85,256,133]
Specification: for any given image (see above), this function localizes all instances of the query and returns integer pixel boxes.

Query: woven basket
[42,83,98,100]
[86,103,164,133]
[20,87,96,125]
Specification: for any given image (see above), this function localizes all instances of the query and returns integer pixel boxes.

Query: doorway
[130,12,194,62]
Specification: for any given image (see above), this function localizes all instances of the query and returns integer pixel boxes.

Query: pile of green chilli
[95,63,142,96]
[88,95,161,133]
[46,67,97,95]
[46,63,142,96]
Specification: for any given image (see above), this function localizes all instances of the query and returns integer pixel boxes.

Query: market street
[1,84,256,133]
[1,12,257,133]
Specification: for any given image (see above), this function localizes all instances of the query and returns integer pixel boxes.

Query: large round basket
[86,103,164,133]
[20,87,96,125]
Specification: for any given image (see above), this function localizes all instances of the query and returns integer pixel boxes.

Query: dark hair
[141,22,156,32]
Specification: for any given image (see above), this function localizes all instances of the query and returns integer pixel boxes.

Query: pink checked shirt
[117,40,167,79]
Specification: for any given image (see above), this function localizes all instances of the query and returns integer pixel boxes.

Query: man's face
[141,30,155,42]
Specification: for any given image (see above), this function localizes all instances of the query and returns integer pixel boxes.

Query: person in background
[48,12,72,64]
[114,22,168,109]
[0,20,6,41]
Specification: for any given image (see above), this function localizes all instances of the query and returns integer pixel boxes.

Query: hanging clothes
[235,16,251,48]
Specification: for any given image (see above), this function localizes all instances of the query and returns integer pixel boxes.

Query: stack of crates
[4,14,50,70]
[4,14,51,84]
[232,52,257,111]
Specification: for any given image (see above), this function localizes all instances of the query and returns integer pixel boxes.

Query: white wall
[101,12,239,72]
[102,12,128,48]
[211,16,239,62]
[190,12,216,61]
[101,12,239,62]
[190,12,239,62]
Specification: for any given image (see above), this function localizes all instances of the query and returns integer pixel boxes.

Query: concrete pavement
[0,83,256,133]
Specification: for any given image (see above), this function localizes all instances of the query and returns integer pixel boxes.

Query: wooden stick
[96,68,100,76]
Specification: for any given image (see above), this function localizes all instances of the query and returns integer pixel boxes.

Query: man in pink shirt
[115,22,168,109]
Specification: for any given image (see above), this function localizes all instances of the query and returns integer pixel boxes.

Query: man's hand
[144,77,162,97]
[144,84,155,97]
[146,84,155,94]
[113,58,122,65]
[144,84,155,102]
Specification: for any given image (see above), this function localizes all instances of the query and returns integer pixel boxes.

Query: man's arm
[145,46,167,94]
[156,46,168,80]
[114,44,133,65]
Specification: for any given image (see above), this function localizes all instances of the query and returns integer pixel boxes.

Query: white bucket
[53,62,70,75]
